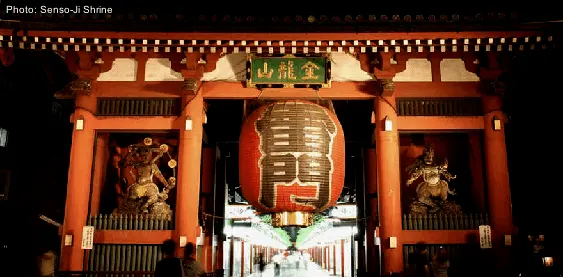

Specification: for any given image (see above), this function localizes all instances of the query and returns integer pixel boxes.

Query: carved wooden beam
[55,51,114,99]
[373,52,407,96]
[176,51,223,95]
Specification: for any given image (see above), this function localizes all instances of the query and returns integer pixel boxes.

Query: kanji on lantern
[239,101,345,226]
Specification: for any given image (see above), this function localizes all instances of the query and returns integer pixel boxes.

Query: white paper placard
[81,226,95,250]
[479,225,492,249]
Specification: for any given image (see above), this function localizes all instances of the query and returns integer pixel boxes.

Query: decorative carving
[182,78,199,93]
[113,137,177,218]
[69,79,92,93]
[405,145,462,215]
[378,79,395,94]
[54,79,92,99]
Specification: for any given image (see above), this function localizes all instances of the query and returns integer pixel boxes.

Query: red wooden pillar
[249,245,253,274]
[340,240,345,277]
[326,246,330,270]
[175,92,204,255]
[312,247,315,264]
[364,148,379,274]
[241,240,245,277]
[332,244,336,275]
[375,95,403,273]
[60,93,97,271]
[311,248,314,263]
[483,94,513,269]
[323,246,326,269]
[229,236,235,277]
[324,246,327,269]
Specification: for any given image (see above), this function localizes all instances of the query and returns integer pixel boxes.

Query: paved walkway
[247,262,337,277]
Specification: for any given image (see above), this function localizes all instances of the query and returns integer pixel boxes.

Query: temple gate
[0,19,556,275]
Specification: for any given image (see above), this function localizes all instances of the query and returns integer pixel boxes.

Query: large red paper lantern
[239,101,345,227]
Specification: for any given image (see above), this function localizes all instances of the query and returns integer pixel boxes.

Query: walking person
[407,242,430,277]
[430,246,450,277]
[183,242,205,277]
[154,239,184,277]
[258,253,266,276]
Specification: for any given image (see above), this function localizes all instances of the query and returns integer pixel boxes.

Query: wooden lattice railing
[402,213,489,230]
[87,214,174,230]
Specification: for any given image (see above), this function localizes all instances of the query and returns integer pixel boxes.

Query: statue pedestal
[409,199,462,216]
[113,198,173,220]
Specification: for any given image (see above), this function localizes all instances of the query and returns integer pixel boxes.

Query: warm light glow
[493,116,502,131]
[371,111,376,124]
[204,113,208,124]
[225,205,255,219]
[75,118,84,131]
[298,223,357,249]
[384,116,393,131]
[64,235,73,246]
[390,236,397,248]
[185,116,193,130]
[223,224,288,249]
[329,205,357,219]
[542,257,554,267]
[179,236,187,247]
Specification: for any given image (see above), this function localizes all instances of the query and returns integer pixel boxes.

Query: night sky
[504,48,563,234]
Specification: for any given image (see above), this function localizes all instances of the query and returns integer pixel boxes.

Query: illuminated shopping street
[222,205,360,277]
[247,261,335,277]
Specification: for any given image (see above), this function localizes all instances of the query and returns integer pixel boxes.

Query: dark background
[1,10,562,276]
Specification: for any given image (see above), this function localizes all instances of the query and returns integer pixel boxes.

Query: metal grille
[97,99,180,116]
[402,213,490,230]
[397,98,482,116]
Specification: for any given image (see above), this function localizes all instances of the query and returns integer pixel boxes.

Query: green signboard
[246,55,331,88]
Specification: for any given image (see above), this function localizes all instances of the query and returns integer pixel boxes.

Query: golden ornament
[143,137,153,145]
[160,144,169,152]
